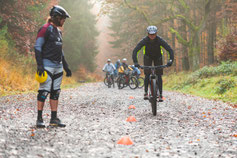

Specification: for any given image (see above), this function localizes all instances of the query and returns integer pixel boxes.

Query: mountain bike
[117,70,138,90]
[132,72,144,89]
[104,72,114,88]
[140,65,168,116]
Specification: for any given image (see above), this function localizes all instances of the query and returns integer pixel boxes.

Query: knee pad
[50,89,61,100]
[37,90,49,102]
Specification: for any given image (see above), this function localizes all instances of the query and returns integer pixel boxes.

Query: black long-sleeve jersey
[34,23,63,67]
[132,36,174,63]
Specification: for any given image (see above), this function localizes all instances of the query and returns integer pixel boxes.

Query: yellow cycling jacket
[118,65,133,73]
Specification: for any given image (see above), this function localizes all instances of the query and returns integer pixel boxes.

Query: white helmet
[147,26,157,34]
[107,59,111,62]
[122,58,127,62]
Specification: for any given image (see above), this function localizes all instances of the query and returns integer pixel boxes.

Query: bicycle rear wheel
[150,79,157,116]
[129,77,138,89]
[107,76,112,88]
[137,77,144,88]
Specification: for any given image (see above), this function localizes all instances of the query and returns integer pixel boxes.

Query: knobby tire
[129,77,138,90]
[150,79,157,116]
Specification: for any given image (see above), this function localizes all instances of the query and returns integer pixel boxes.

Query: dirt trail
[0,83,236,158]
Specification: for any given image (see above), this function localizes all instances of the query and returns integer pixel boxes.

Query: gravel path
[0,82,236,158]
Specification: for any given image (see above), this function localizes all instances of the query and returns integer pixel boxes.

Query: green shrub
[215,78,236,94]
[215,61,237,75]
[184,61,237,85]
[193,61,236,78]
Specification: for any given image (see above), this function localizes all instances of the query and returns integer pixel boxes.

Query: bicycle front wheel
[137,77,144,88]
[104,77,108,86]
[117,77,125,89]
[150,79,157,116]
[107,76,112,88]
[129,77,138,90]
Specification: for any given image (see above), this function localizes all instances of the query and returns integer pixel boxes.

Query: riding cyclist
[103,59,116,87]
[129,65,141,78]
[34,5,71,128]
[114,59,121,78]
[132,26,174,102]
[118,58,132,74]
[118,58,133,86]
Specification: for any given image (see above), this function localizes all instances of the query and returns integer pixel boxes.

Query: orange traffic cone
[117,136,133,145]
[128,105,136,109]
[126,116,137,122]
[129,96,134,99]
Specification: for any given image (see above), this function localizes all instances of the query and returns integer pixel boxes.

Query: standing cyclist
[132,26,174,102]
[35,5,72,128]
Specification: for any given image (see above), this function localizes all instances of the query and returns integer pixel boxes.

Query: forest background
[0,0,236,103]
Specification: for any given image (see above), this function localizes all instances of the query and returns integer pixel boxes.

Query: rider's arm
[128,66,133,71]
[112,64,116,70]
[102,64,107,72]
[34,25,50,67]
[158,36,174,61]
[62,51,70,70]
[132,37,146,64]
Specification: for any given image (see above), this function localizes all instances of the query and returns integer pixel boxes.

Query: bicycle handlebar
[139,65,168,69]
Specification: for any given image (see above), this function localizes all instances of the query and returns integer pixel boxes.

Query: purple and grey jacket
[34,23,68,68]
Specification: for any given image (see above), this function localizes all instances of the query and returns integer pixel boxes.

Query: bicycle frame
[140,65,167,93]
[105,71,114,88]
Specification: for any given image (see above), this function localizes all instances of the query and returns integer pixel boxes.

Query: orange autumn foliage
[0,0,58,54]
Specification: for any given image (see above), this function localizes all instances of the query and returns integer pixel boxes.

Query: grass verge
[163,62,237,104]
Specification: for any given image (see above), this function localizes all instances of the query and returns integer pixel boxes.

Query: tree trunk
[181,23,190,71]
[207,0,216,65]
[192,32,201,70]
[171,19,177,72]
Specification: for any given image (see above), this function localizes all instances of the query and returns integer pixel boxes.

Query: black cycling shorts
[143,55,163,75]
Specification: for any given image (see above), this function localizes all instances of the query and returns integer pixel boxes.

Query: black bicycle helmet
[50,5,71,18]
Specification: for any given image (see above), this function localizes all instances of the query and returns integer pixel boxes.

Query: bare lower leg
[37,101,45,110]
[50,99,58,111]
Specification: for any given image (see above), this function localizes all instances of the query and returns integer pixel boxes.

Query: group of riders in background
[102,58,143,89]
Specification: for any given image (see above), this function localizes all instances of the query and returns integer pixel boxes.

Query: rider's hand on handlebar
[167,59,173,67]
[134,63,140,68]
